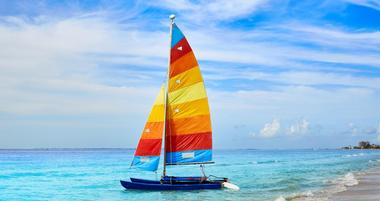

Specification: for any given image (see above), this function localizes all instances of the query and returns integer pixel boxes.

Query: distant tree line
[342,141,380,149]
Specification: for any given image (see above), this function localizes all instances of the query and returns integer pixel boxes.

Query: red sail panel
[165,132,212,152]
[171,37,192,63]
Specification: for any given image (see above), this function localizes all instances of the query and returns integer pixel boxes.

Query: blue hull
[131,176,226,184]
[130,178,160,184]
[120,180,223,190]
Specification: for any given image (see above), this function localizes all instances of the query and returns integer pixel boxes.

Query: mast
[163,14,175,177]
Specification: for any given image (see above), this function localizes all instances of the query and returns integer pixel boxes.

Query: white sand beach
[331,166,380,201]
[285,166,380,201]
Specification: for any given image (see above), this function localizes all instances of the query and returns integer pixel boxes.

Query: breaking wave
[275,172,359,201]
[342,153,365,158]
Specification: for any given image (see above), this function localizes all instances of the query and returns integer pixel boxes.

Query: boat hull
[131,176,226,184]
[121,177,224,190]
[130,178,160,184]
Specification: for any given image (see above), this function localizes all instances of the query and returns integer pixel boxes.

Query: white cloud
[259,119,280,138]
[377,123,380,142]
[181,22,380,76]
[0,15,169,116]
[4,11,380,114]
[275,23,380,51]
[7,12,378,118]
[209,85,378,116]
[288,119,310,136]
[348,122,360,136]
[205,68,380,91]
[250,131,257,138]
[151,0,267,22]
[343,0,380,10]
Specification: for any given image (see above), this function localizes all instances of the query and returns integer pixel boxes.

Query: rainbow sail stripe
[131,85,165,171]
[165,23,213,165]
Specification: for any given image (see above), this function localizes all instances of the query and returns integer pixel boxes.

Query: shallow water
[1,149,380,201]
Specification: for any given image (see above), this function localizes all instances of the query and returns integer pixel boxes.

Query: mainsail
[131,85,165,171]
[165,23,213,165]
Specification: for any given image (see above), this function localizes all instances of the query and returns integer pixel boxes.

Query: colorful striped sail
[131,85,165,171]
[165,23,213,165]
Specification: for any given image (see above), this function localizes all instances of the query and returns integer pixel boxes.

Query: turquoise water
[1,149,380,201]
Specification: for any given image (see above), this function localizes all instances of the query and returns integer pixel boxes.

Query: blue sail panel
[165,149,212,165]
[132,156,160,171]
[171,23,184,47]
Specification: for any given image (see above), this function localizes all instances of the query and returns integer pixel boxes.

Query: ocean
[1,149,380,201]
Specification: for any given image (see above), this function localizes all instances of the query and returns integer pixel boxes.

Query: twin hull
[121,176,226,190]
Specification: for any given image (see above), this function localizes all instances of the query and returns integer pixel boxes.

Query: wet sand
[331,166,380,201]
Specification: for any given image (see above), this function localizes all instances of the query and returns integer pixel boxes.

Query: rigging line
[169,97,173,166]
[200,164,206,178]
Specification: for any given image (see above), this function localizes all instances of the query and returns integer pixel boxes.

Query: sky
[0,0,380,149]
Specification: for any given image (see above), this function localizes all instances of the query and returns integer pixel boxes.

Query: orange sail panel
[165,23,212,165]
[132,85,165,171]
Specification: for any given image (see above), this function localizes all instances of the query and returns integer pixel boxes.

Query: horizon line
[0,147,346,151]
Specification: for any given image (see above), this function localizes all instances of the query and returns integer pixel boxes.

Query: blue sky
[0,0,380,149]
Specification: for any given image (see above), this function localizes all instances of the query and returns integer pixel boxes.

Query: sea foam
[278,172,359,201]
[332,172,359,187]
[275,196,287,201]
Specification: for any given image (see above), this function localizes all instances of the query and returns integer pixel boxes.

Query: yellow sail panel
[168,66,203,92]
[147,105,165,122]
[153,87,165,105]
[168,82,207,105]
[168,98,210,119]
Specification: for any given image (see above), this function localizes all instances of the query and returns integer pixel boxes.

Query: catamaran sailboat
[120,15,239,191]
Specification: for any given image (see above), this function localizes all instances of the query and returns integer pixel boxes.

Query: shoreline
[331,166,380,201]
[284,165,380,201]
[283,165,380,201]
